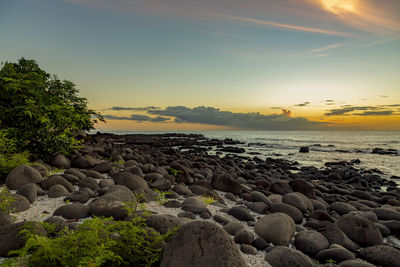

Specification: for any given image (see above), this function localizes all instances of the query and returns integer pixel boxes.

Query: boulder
[160,221,246,267]
[316,247,355,263]
[339,260,376,267]
[144,214,188,235]
[6,194,30,212]
[5,165,43,190]
[265,246,314,267]
[294,230,329,256]
[223,221,244,236]
[317,221,360,252]
[336,214,382,246]
[227,206,255,222]
[254,212,295,246]
[41,175,74,193]
[234,229,254,244]
[53,203,90,219]
[250,191,272,206]
[373,208,400,221]
[211,171,242,194]
[71,155,95,169]
[299,147,309,153]
[240,244,257,255]
[270,202,304,224]
[16,183,37,203]
[331,202,357,215]
[113,172,148,194]
[0,210,14,227]
[271,181,293,195]
[48,184,70,198]
[359,245,400,267]
[51,154,71,169]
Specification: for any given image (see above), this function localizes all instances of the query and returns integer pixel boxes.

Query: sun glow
[321,0,358,14]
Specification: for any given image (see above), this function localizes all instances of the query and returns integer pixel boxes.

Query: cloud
[325,100,334,102]
[103,114,170,122]
[109,106,160,111]
[325,105,399,116]
[379,95,389,98]
[294,102,310,107]
[143,106,326,130]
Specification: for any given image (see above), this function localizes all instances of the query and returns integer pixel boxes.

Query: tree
[0,58,104,158]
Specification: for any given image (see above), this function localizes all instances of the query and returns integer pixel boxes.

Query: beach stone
[311,199,328,211]
[173,184,193,196]
[317,221,360,252]
[41,175,74,193]
[0,210,14,227]
[92,161,112,173]
[64,191,90,204]
[255,212,295,246]
[247,201,269,214]
[182,196,207,209]
[252,237,268,250]
[316,247,355,263]
[62,173,80,183]
[44,216,68,233]
[290,179,315,199]
[99,178,115,188]
[250,191,272,206]
[265,246,314,267]
[163,199,181,208]
[113,172,148,193]
[53,203,90,219]
[211,171,242,194]
[126,165,144,177]
[240,244,257,255]
[5,164,43,190]
[373,208,400,221]
[294,230,329,256]
[309,210,335,222]
[89,185,136,220]
[48,184,70,198]
[65,168,86,179]
[225,192,237,201]
[270,202,304,224]
[359,245,400,267]
[144,172,163,182]
[234,229,254,244]
[381,220,400,237]
[151,177,171,191]
[7,194,30,212]
[227,206,255,222]
[144,214,187,235]
[51,154,71,169]
[85,170,104,179]
[31,163,50,177]
[16,183,37,203]
[200,211,211,219]
[331,202,357,215]
[160,221,246,267]
[213,214,230,225]
[299,147,309,153]
[71,155,95,169]
[283,192,309,213]
[0,221,46,257]
[223,221,244,236]
[78,176,101,192]
[375,222,391,237]
[271,181,293,195]
[268,194,283,203]
[336,214,383,246]
[338,260,376,267]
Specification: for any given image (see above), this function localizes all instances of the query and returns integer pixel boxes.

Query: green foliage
[325,259,337,264]
[9,215,175,267]
[153,189,171,205]
[201,195,216,205]
[0,186,15,213]
[0,58,104,159]
[168,168,182,177]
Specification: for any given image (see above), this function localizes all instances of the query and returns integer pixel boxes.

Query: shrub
[0,186,15,213]
[0,58,104,159]
[8,208,176,266]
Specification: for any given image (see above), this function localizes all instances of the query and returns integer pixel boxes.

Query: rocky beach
[1,133,400,267]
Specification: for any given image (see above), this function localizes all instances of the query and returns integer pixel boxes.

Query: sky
[1,0,399,131]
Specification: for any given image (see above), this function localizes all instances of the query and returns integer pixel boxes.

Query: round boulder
[265,246,314,267]
[294,230,329,256]
[160,221,246,267]
[5,165,43,190]
[16,183,37,203]
[48,184,70,198]
[53,203,90,219]
[51,154,71,169]
[359,245,400,267]
[255,212,295,246]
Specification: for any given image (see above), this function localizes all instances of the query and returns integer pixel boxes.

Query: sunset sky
[1,0,399,130]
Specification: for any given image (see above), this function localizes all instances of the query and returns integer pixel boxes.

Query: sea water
[100,130,400,180]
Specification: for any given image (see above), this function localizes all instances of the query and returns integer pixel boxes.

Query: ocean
[98,130,400,181]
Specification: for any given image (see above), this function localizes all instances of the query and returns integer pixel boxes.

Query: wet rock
[255,212,295,246]
[299,147,309,153]
[160,221,246,267]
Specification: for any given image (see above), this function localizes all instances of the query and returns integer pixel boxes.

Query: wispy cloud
[294,102,310,107]
[103,114,170,122]
[325,104,400,116]
[108,106,160,111]
[213,13,354,37]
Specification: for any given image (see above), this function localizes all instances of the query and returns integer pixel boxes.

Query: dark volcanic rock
[41,175,74,193]
[113,172,148,194]
[5,165,43,190]
[255,212,295,246]
[336,214,383,246]
[359,245,400,267]
[265,246,314,267]
[7,194,30,212]
[0,211,14,227]
[160,221,246,267]
[144,214,187,235]
[294,230,329,256]
[51,154,71,169]
[316,246,355,263]
[227,206,255,222]
[48,184,70,198]
[16,183,37,203]
[53,203,90,219]
[270,202,304,224]
[211,171,242,194]
[299,147,310,153]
